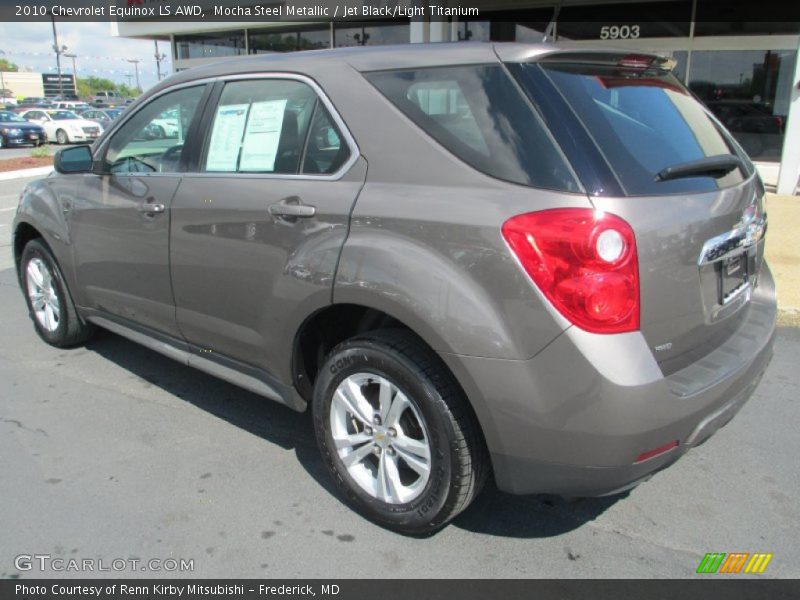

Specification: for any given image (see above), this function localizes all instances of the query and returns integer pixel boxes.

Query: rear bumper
[441,264,776,496]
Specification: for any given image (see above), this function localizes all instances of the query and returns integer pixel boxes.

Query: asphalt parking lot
[1,176,798,578]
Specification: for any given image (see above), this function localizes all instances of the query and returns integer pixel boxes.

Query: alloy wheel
[330,373,432,504]
[26,257,61,332]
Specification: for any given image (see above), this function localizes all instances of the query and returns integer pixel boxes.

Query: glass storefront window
[671,50,689,83]
[334,21,409,47]
[478,9,555,43]
[175,31,246,60]
[689,50,797,161]
[456,21,490,42]
[248,28,330,54]
[695,1,800,35]
[556,1,692,40]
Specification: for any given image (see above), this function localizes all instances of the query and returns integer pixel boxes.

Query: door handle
[137,202,165,214]
[269,197,316,220]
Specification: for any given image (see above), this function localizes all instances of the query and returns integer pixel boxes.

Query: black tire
[55,129,68,145]
[0,135,6,149]
[19,238,94,347]
[312,329,489,534]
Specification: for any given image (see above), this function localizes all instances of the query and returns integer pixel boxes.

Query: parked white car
[19,109,103,144]
[148,109,181,138]
[54,101,92,111]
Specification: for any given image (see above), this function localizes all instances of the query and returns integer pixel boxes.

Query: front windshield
[106,109,122,119]
[0,111,25,122]
[49,111,79,120]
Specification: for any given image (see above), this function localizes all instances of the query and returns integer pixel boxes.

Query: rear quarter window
[366,65,580,193]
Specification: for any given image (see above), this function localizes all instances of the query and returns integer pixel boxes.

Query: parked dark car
[18,97,54,108]
[0,110,47,148]
[12,44,775,534]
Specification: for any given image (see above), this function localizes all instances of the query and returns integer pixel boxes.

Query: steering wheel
[111,155,156,174]
[158,144,184,172]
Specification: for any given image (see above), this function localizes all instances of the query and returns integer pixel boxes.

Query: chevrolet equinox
[13,44,776,534]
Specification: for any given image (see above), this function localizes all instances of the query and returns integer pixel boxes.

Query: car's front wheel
[20,239,94,347]
[0,135,6,149]
[55,129,68,144]
[313,329,488,534]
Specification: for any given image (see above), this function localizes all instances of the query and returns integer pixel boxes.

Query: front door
[70,84,207,338]
[170,77,365,377]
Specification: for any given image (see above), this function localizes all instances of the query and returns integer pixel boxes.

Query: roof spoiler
[536,50,677,72]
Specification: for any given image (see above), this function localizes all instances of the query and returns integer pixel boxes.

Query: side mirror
[54,145,93,174]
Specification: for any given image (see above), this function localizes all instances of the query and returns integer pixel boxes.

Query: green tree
[0,58,18,72]
[76,76,141,100]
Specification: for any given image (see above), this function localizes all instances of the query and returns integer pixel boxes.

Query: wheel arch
[13,220,45,278]
[291,302,496,464]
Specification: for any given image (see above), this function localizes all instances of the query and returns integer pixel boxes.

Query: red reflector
[617,54,655,69]
[634,440,679,464]
[501,208,640,334]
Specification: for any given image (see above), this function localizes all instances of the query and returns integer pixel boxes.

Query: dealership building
[114,0,800,194]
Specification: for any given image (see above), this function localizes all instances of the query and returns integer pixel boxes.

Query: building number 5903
[600,25,641,39]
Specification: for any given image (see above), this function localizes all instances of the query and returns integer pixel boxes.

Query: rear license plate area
[719,253,748,303]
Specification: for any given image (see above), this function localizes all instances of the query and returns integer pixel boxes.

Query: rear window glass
[366,65,580,192]
[531,62,747,195]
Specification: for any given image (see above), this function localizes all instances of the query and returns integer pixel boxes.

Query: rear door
[511,56,767,372]
[70,84,208,337]
[169,75,366,376]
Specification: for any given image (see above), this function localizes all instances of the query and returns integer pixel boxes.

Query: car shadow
[84,328,624,539]
[83,328,339,500]
[451,480,627,538]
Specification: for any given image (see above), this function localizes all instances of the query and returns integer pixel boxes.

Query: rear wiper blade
[654,155,743,182]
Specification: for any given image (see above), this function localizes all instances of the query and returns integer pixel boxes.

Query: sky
[0,21,172,90]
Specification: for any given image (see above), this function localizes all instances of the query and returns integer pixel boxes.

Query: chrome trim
[697,215,766,266]
[86,315,284,403]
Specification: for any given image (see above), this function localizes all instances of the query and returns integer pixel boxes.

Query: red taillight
[617,54,656,69]
[501,208,640,334]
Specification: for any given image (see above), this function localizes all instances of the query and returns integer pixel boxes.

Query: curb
[0,166,53,181]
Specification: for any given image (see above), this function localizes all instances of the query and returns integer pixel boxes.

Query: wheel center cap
[373,426,389,447]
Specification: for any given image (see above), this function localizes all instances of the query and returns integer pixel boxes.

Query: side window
[302,104,350,174]
[406,80,488,155]
[104,85,204,175]
[202,79,346,175]
[367,66,580,192]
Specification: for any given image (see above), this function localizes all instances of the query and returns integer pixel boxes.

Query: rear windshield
[527,62,748,195]
[366,65,580,192]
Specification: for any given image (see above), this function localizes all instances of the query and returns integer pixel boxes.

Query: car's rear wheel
[312,329,488,534]
[20,239,94,347]
[55,129,68,144]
